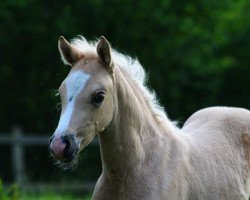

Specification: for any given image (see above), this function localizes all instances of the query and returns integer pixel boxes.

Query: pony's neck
[98,66,174,181]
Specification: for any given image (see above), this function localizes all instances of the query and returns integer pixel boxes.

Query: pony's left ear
[97,36,114,73]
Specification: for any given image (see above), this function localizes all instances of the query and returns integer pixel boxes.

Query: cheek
[68,103,98,133]
[96,97,115,129]
[69,110,92,131]
[78,123,96,148]
[69,95,114,134]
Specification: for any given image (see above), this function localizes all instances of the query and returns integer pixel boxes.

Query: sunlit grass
[0,179,93,200]
[20,193,91,200]
[0,179,92,200]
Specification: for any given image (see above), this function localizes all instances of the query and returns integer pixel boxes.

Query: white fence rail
[0,126,98,192]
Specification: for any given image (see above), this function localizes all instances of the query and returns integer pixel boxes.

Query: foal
[49,36,250,200]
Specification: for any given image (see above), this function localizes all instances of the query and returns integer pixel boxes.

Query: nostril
[61,135,70,145]
[62,135,72,157]
[49,136,66,161]
[61,134,78,162]
[50,134,78,162]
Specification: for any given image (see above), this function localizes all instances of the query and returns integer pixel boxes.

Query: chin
[53,154,79,171]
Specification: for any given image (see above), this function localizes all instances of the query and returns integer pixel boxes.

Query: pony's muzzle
[49,134,79,162]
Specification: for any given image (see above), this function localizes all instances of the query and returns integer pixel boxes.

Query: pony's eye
[92,91,106,107]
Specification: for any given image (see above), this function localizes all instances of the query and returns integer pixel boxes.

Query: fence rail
[0,126,99,192]
[0,134,48,145]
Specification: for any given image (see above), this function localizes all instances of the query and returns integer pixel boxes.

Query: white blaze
[55,71,90,136]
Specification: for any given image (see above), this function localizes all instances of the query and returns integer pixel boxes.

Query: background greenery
[0,0,250,197]
[0,179,91,200]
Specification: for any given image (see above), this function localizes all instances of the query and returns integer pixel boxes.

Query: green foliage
[0,179,7,200]
[20,193,91,200]
[0,179,20,200]
[0,179,91,200]
[0,0,249,130]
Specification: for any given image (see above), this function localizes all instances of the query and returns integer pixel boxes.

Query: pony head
[49,36,116,168]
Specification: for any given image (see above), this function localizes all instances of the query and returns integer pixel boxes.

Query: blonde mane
[70,36,175,130]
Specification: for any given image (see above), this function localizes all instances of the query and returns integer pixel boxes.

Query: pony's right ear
[58,36,84,66]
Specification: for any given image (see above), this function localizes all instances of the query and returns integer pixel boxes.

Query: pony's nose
[49,134,78,162]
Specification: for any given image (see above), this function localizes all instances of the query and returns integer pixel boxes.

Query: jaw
[77,132,97,151]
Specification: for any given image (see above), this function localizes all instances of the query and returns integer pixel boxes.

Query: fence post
[11,126,25,187]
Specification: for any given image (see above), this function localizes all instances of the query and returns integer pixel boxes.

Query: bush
[0,179,20,200]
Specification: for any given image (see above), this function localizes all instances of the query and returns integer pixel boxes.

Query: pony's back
[182,106,250,199]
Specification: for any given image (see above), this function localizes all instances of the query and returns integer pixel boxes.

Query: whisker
[54,157,79,172]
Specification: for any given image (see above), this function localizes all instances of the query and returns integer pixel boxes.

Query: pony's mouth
[53,155,79,171]
[49,134,80,171]
[50,147,79,171]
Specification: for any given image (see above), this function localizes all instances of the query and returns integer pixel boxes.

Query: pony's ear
[97,36,114,72]
[58,36,84,66]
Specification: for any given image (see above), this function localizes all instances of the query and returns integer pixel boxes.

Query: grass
[20,194,92,200]
[0,179,91,200]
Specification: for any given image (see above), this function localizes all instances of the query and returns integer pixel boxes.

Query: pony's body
[50,36,250,200]
[182,107,250,200]
[93,67,250,200]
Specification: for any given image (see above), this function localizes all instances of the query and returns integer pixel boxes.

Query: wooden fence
[0,126,98,193]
